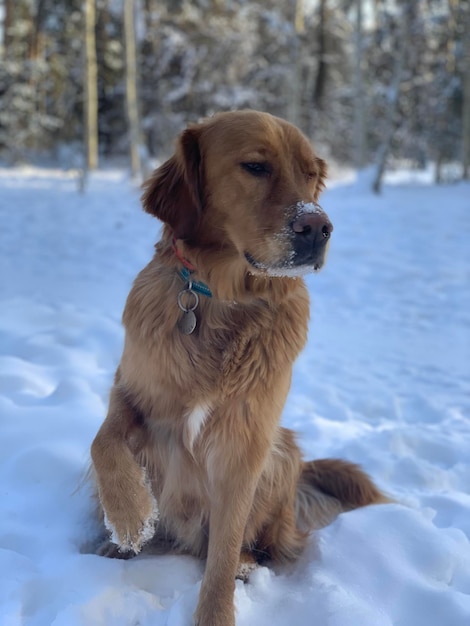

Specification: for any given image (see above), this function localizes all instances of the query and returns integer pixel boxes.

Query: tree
[0,0,466,173]
[462,0,470,179]
[29,0,47,61]
[353,0,366,169]
[84,0,98,170]
[372,1,417,194]
[287,0,305,128]
[313,0,328,110]
[124,0,144,178]
[2,0,13,58]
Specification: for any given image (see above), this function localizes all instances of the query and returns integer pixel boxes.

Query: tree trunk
[29,0,47,60]
[313,0,327,110]
[353,0,366,169]
[372,1,415,194]
[212,0,225,13]
[434,0,457,183]
[84,0,99,171]
[287,0,304,128]
[124,0,143,179]
[3,0,14,58]
[462,0,470,179]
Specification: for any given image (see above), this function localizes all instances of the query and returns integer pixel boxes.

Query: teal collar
[178,267,212,298]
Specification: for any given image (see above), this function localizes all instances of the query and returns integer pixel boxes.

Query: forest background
[1,0,469,192]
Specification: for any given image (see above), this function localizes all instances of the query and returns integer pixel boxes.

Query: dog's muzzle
[290,203,333,269]
[245,202,333,275]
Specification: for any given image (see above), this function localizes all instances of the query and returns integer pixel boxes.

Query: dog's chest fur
[119,258,310,428]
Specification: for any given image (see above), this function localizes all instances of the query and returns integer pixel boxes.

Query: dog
[91,110,387,626]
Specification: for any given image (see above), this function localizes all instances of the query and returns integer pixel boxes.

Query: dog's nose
[292,212,333,242]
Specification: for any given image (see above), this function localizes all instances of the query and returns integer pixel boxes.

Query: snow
[296,200,323,214]
[1,166,469,625]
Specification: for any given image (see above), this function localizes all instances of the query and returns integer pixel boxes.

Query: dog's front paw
[101,484,159,554]
[96,537,136,559]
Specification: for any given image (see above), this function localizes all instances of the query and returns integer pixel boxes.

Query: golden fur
[91,110,387,626]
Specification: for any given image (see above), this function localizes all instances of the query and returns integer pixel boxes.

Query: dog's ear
[314,157,327,201]
[141,127,203,239]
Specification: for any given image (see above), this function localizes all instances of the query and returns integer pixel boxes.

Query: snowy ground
[0,166,469,626]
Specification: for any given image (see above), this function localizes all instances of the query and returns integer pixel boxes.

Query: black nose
[290,210,333,268]
[292,212,333,242]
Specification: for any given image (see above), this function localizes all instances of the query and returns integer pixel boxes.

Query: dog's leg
[193,402,272,626]
[194,473,260,626]
[91,385,158,554]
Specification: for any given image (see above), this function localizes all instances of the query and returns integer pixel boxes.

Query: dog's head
[142,110,332,278]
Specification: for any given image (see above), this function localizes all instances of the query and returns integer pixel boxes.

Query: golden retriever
[91,110,386,626]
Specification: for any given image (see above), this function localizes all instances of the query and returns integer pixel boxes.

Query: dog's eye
[241,162,272,177]
[306,172,316,181]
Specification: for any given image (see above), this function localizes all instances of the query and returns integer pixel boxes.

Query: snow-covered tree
[0,0,466,175]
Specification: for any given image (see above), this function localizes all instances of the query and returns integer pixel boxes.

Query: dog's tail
[295,458,390,531]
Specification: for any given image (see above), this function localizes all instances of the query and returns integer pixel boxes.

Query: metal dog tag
[177,285,199,335]
[178,309,197,335]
